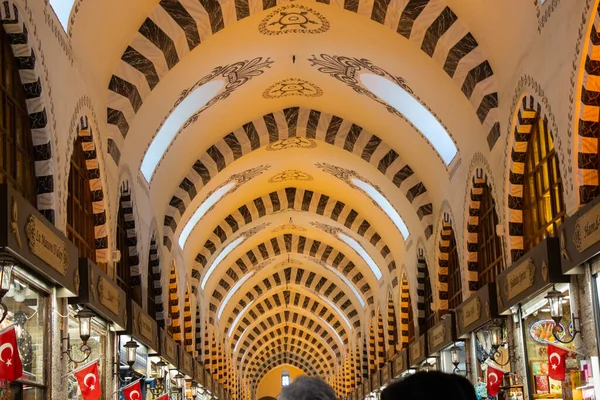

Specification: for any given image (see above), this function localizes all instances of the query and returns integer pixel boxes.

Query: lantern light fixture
[545,287,580,344]
[124,340,139,368]
[190,381,198,399]
[175,372,185,389]
[0,259,15,323]
[480,321,512,366]
[61,308,95,363]
[450,343,461,374]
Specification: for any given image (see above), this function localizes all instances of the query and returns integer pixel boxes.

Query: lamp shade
[124,340,139,366]
[0,261,14,293]
[545,289,565,323]
[76,309,95,344]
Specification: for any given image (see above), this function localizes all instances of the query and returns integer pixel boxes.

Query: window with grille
[0,27,36,205]
[66,136,96,263]
[522,117,565,253]
[422,262,436,331]
[447,231,463,310]
[115,203,130,295]
[477,185,504,287]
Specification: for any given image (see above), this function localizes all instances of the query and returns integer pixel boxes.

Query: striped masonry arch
[345,356,351,394]
[251,353,320,385]
[106,0,500,166]
[377,311,386,367]
[246,344,330,379]
[368,324,376,374]
[183,288,193,352]
[195,297,202,357]
[362,335,369,380]
[400,273,410,349]
[349,349,357,390]
[354,343,362,385]
[210,331,218,378]
[75,116,109,262]
[148,234,165,325]
[168,262,182,343]
[164,108,435,251]
[244,339,333,374]
[218,340,224,383]
[416,249,429,331]
[0,1,55,223]
[437,213,453,313]
[203,323,210,370]
[387,292,398,356]
[577,1,600,206]
[507,95,556,262]
[119,182,141,286]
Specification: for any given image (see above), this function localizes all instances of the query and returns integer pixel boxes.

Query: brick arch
[376,311,386,367]
[0,2,56,222]
[577,1,600,205]
[250,352,321,385]
[168,262,182,343]
[213,265,361,330]
[386,291,399,356]
[416,248,433,330]
[106,1,500,163]
[164,107,434,247]
[148,233,165,326]
[235,317,342,361]
[118,181,141,285]
[249,349,326,385]
[226,290,350,346]
[399,272,411,349]
[202,233,374,320]
[193,187,397,280]
[507,95,562,262]
[368,323,376,374]
[183,288,193,352]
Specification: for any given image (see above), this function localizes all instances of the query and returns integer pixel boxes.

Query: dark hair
[278,376,337,400]
[381,371,476,400]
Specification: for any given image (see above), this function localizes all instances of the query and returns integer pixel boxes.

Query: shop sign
[371,370,380,390]
[98,276,120,315]
[429,323,446,349]
[461,297,481,329]
[409,334,426,365]
[160,329,179,367]
[455,284,499,338]
[138,312,154,342]
[362,378,370,395]
[194,361,204,385]
[25,215,69,275]
[381,363,390,385]
[180,348,193,377]
[206,373,213,393]
[392,351,407,377]
[505,258,535,300]
[572,201,600,252]
[130,300,159,351]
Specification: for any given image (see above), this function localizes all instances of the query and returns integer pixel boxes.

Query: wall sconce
[0,259,15,323]
[190,381,198,399]
[174,372,185,389]
[450,343,462,374]
[479,322,512,366]
[545,288,580,343]
[124,340,139,368]
[61,308,94,363]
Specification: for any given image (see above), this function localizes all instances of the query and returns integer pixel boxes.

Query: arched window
[447,231,463,310]
[523,117,565,252]
[281,370,290,387]
[477,185,504,286]
[0,27,36,205]
[115,202,130,295]
[66,136,96,263]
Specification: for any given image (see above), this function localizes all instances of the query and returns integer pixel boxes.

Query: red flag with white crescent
[74,361,102,400]
[121,379,143,400]
[548,343,569,381]
[156,394,169,400]
[0,326,22,382]
[487,365,505,397]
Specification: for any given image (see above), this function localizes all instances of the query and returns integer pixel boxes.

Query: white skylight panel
[49,0,75,30]
[338,233,382,280]
[318,293,352,330]
[201,235,245,290]
[310,257,365,307]
[360,73,457,165]
[351,178,409,240]
[141,80,225,181]
[229,299,255,338]
[218,271,255,319]
[178,181,235,249]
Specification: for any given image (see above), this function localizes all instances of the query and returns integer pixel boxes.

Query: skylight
[49,0,75,31]
[229,299,256,338]
[306,256,365,307]
[337,233,382,280]
[351,178,409,240]
[217,271,256,319]
[178,181,235,249]
[317,292,352,330]
[360,73,457,165]
[201,236,245,290]
[141,80,225,181]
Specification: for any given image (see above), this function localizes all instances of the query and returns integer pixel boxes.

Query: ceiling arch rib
[201,233,374,314]
[245,342,330,378]
[106,0,499,163]
[247,352,320,382]
[212,263,363,330]
[193,187,397,285]
[226,290,350,345]
[163,107,434,250]
[237,320,340,362]
[232,307,343,357]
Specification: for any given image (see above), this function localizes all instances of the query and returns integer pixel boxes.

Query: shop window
[115,202,131,296]
[66,136,96,263]
[0,27,36,206]
[522,117,565,253]
[477,185,504,286]
[0,270,48,398]
[447,232,463,310]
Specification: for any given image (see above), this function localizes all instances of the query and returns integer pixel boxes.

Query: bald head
[279,376,337,400]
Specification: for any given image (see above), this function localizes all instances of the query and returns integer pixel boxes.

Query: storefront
[390,349,411,381]
[0,184,79,399]
[558,194,600,400]
[497,237,574,400]
[408,334,430,371]
[427,313,465,375]
[192,360,206,399]
[67,257,127,399]
[179,346,194,398]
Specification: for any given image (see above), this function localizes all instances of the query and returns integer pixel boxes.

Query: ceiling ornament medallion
[309,221,342,235]
[272,223,307,233]
[263,78,323,99]
[266,137,317,151]
[258,4,329,36]
[241,222,272,238]
[268,170,313,183]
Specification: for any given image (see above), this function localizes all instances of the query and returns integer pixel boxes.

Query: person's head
[381,371,476,400]
[278,376,337,400]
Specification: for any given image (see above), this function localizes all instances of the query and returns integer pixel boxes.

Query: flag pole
[60,357,101,379]
[548,342,585,357]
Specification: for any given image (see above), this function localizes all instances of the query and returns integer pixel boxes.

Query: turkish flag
[121,379,143,400]
[548,343,569,381]
[74,361,102,400]
[155,394,169,400]
[0,326,22,381]
[487,365,505,397]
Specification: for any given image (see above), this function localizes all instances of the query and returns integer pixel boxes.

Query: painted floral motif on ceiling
[272,223,308,233]
[263,78,323,99]
[258,4,330,35]
[268,170,314,183]
[266,137,317,151]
